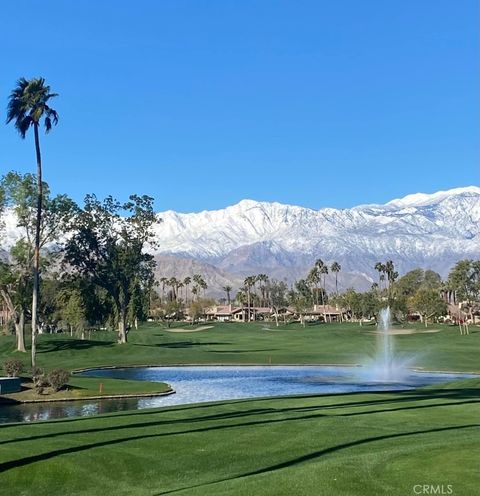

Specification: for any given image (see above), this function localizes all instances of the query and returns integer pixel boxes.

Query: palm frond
[17,116,33,139]
[6,77,59,136]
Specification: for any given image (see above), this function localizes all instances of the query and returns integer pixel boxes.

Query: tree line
[213,259,479,330]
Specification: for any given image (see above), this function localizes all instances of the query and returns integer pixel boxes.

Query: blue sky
[0,0,478,212]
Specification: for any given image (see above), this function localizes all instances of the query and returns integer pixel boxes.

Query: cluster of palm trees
[222,263,342,313]
[237,274,270,306]
[225,274,271,322]
[220,275,273,318]
[307,259,342,306]
[158,274,207,304]
[374,260,399,297]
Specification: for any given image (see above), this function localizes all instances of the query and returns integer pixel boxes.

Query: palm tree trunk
[31,123,42,368]
[323,275,327,321]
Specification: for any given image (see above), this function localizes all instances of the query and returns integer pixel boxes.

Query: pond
[0,365,473,424]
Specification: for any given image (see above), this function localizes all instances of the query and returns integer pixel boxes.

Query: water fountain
[363,307,414,382]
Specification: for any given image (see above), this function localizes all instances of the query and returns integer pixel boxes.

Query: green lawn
[0,321,479,495]
[1,321,479,373]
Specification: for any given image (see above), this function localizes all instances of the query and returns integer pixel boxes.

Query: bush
[3,358,23,377]
[31,367,48,393]
[48,369,70,392]
[31,366,44,383]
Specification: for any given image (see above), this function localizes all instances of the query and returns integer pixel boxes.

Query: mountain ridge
[2,186,479,295]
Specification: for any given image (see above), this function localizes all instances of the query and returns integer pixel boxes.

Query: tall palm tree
[191,286,198,301]
[7,77,58,367]
[200,278,207,298]
[183,276,191,304]
[159,277,168,303]
[192,274,206,300]
[177,282,184,302]
[168,277,178,301]
[256,274,268,306]
[315,258,325,272]
[320,265,329,317]
[385,260,398,299]
[307,267,320,305]
[331,262,341,295]
[244,276,256,322]
[222,285,232,305]
[374,262,386,290]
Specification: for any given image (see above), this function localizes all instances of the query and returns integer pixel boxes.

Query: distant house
[205,305,274,322]
[302,305,344,322]
[205,305,236,322]
[446,302,479,324]
[205,304,345,323]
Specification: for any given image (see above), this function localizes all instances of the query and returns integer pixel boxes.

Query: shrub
[31,366,44,383]
[48,368,70,392]
[31,367,48,393]
[3,358,24,377]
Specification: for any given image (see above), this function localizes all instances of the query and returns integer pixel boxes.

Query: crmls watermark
[413,484,453,495]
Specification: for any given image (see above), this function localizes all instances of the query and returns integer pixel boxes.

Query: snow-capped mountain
[152,186,480,288]
[2,186,479,293]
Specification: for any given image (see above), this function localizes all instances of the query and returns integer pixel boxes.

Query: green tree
[64,194,158,343]
[409,289,447,327]
[0,246,30,351]
[447,260,480,331]
[58,288,87,337]
[0,172,75,357]
[163,300,183,327]
[189,300,204,325]
[290,292,309,327]
[7,78,59,366]
[269,279,288,326]
[294,279,313,305]
[307,267,320,305]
